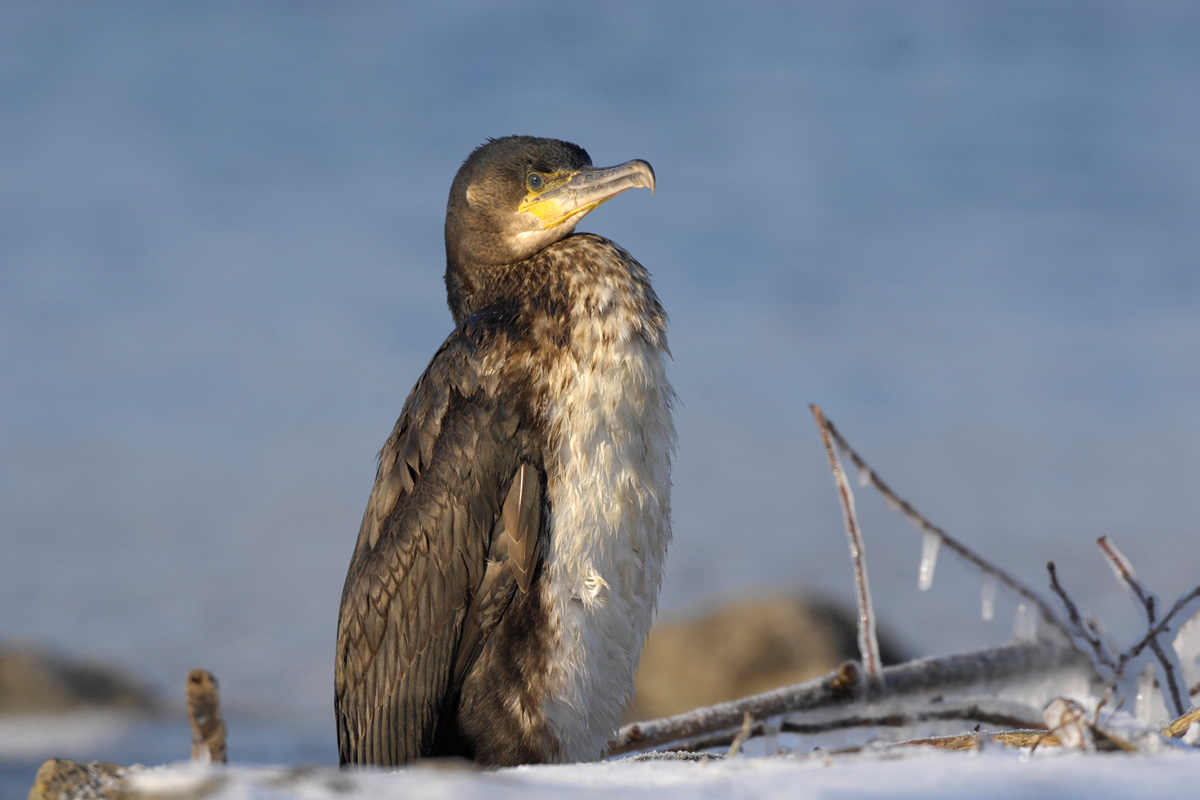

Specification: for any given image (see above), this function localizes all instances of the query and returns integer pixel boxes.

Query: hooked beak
[518,159,655,230]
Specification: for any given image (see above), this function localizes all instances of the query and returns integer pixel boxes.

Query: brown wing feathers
[501,462,541,593]
[334,331,543,766]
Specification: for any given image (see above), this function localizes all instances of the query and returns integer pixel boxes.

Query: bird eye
[526,173,544,191]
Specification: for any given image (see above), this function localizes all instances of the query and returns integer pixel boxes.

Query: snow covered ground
[20,633,1200,798]
[102,746,1200,800]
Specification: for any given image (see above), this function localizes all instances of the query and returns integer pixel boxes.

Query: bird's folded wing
[334,328,542,765]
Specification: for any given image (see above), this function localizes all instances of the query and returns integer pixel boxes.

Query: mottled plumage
[335,137,673,766]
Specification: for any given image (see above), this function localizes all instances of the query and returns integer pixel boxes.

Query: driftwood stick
[819,414,1071,642]
[1096,536,1187,717]
[612,639,1086,756]
[812,405,883,687]
[186,668,227,764]
[612,662,856,756]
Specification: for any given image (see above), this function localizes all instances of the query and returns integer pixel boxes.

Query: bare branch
[819,413,1072,642]
[1122,583,1200,664]
[1097,536,1187,717]
[811,405,883,688]
[1047,562,1117,671]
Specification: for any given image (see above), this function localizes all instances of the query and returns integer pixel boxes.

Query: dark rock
[0,644,157,715]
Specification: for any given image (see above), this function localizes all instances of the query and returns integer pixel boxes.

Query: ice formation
[917,530,939,592]
[1170,609,1200,690]
[1135,663,1162,726]
[1013,603,1039,643]
[980,573,998,621]
[856,465,873,488]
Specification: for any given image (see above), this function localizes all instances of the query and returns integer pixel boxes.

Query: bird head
[444,136,655,321]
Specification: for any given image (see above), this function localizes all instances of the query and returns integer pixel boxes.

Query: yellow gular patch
[518,196,602,229]
[517,171,591,229]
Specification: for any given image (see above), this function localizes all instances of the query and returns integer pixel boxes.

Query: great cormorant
[334,136,674,766]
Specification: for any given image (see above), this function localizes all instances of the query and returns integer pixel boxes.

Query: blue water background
[2,0,1198,785]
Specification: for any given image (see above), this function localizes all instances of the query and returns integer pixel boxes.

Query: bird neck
[443,255,521,327]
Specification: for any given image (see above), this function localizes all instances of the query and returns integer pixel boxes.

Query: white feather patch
[539,284,675,763]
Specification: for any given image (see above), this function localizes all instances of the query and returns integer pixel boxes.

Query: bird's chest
[536,307,675,760]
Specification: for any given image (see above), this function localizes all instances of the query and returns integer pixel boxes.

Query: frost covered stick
[811,404,883,689]
[1120,584,1200,670]
[819,413,1071,641]
[611,640,1083,756]
[1098,535,1189,717]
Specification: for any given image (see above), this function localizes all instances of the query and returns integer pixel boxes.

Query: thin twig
[1097,536,1147,605]
[727,711,753,757]
[1097,536,1187,717]
[1047,562,1117,671]
[819,414,1072,642]
[811,404,882,688]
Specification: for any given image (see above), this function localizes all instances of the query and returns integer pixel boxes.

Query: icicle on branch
[811,404,883,689]
[917,530,939,592]
[980,573,998,621]
[816,411,1071,641]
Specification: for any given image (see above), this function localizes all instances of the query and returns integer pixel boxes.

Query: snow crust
[121,747,1200,800]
